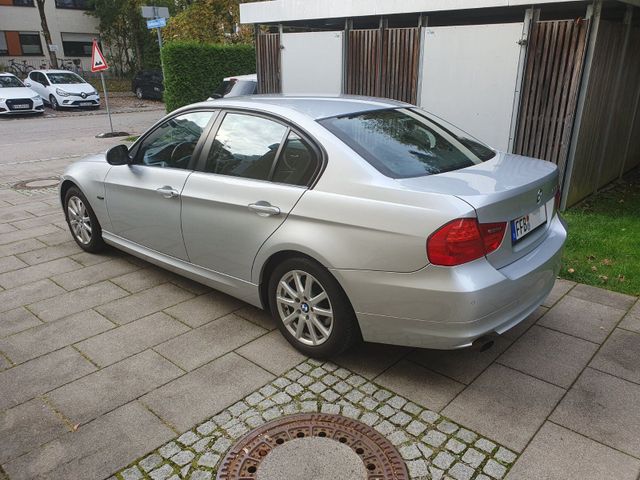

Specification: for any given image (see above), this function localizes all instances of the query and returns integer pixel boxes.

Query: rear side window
[319,108,495,178]
[272,132,317,186]
[204,113,287,181]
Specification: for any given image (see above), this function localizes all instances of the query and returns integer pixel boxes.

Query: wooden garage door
[256,33,281,94]
[514,19,589,178]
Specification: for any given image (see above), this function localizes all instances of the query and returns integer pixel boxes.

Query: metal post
[156,25,164,71]
[100,71,113,134]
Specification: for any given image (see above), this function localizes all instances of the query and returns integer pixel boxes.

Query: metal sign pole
[156,25,164,71]
[100,71,113,134]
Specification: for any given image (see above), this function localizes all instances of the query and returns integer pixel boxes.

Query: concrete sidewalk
[0,156,639,480]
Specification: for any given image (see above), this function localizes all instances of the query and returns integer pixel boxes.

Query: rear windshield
[318,108,495,178]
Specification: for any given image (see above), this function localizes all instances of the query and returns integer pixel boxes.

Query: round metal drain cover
[13,178,59,190]
[216,413,408,480]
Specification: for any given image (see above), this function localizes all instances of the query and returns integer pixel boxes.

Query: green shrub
[162,41,255,112]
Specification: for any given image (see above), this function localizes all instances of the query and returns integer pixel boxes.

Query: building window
[55,0,93,9]
[1,0,35,6]
[0,31,43,56]
[61,33,96,57]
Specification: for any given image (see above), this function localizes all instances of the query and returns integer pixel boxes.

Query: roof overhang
[240,0,586,24]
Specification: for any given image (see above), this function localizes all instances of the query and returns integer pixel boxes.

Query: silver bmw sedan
[60,96,567,357]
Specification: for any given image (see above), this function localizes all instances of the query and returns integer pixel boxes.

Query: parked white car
[25,70,100,110]
[0,72,44,115]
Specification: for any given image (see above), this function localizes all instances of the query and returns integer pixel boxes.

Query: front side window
[204,113,287,181]
[47,72,85,84]
[135,111,215,169]
[319,108,495,178]
[0,75,24,88]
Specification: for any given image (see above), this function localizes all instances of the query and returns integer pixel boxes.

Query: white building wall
[0,2,100,73]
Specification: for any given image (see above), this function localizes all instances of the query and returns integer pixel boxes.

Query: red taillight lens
[427,218,506,266]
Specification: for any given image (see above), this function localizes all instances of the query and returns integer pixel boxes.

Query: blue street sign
[146,17,166,29]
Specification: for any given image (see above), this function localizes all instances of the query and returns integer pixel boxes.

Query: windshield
[319,108,495,178]
[0,75,24,88]
[212,79,256,98]
[47,72,86,85]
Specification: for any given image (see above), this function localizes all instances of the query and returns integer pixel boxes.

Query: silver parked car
[60,96,566,357]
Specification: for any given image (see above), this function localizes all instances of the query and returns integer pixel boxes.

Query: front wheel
[268,257,360,357]
[64,187,106,253]
[49,95,59,110]
[135,87,143,99]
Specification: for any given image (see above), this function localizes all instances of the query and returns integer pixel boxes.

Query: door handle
[248,202,281,217]
[156,186,179,198]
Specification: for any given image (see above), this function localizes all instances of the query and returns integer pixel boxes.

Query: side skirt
[102,231,263,308]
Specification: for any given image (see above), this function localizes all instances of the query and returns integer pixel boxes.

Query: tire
[49,95,59,110]
[268,257,360,358]
[63,186,106,253]
[135,86,143,99]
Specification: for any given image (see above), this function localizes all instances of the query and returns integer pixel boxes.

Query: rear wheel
[64,187,105,253]
[268,257,360,357]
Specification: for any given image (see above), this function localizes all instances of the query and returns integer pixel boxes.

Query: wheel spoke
[277,296,296,307]
[282,311,297,325]
[279,280,298,300]
[312,307,333,319]
[309,291,327,306]
[80,227,90,243]
[303,275,313,299]
[306,318,319,345]
[310,316,330,338]
[293,272,305,296]
[295,316,305,338]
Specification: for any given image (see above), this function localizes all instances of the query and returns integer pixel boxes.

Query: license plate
[13,104,29,109]
[80,102,93,106]
[511,205,547,242]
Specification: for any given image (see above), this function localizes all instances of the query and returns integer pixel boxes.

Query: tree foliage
[162,41,255,112]
[163,0,253,44]
[87,0,173,76]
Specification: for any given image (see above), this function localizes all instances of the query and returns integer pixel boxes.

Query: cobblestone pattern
[113,359,518,480]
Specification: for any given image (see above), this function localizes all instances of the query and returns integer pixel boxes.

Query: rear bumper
[333,213,567,350]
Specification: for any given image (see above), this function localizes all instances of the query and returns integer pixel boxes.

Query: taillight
[427,218,506,266]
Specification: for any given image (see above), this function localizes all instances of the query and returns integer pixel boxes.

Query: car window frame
[127,107,220,172]
[194,107,325,189]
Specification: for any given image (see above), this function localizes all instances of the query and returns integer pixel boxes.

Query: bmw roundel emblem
[536,188,543,204]
[301,303,310,313]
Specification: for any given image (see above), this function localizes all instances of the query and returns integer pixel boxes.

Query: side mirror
[210,93,222,99]
[25,82,31,87]
[106,145,131,165]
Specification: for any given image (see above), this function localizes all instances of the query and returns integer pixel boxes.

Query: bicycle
[59,58,84,75]
[8,59,34,78]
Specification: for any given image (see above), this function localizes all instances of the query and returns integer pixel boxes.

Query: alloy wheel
[276,270,334,346]
[67,195,92,245]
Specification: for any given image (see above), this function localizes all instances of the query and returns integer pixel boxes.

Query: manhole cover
[216,413,409,480]
[13,178,59,190]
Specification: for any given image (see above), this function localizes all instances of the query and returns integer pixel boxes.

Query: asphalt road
[0,109,165,165]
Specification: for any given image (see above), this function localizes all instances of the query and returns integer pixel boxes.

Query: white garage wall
[418,23,525,151]
[281,31,344,94]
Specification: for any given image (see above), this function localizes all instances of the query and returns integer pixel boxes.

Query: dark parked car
[131,70,163,100]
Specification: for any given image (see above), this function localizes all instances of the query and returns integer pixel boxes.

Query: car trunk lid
[397,152,559,269]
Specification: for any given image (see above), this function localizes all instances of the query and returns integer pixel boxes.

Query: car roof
[198,94,409,120]
[223,74,257,82]
[30,70,80,75]
[0,72,18,77]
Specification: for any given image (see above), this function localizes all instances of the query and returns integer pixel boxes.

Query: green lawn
[560,168,640,296]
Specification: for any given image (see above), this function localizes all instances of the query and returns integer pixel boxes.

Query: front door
[181,111,320,280]
[104,110,216,260]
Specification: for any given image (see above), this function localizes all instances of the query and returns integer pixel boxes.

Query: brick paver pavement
[0,154,639,480]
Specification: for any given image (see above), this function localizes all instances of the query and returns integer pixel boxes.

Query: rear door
[181,110,321,280]
[104,110,217,260]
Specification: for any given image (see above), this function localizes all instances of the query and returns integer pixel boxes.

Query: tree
[35,0,58,68]
[87,0,173,75]
[163,0,252,44]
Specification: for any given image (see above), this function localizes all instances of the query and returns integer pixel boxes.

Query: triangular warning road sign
[91,39,109,73]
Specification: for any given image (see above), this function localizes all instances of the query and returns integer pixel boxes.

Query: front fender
[60,156,112,232]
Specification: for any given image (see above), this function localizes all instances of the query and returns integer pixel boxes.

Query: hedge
[161,41,256,112]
